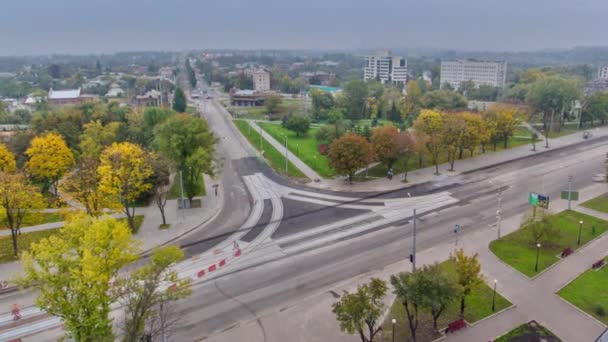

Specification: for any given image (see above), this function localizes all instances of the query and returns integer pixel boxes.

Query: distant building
[299,71,336,86]
[584,78,608,96]
[133,90,161,107]
[230,89,266,107]
[599,65,608,80]
[363,50,408,85]
[48,88,96,105]
[440,59,507,90]
[252,68,271,93]
[467,100,496,111]
[106,84,124,98]
[159,67,174,81]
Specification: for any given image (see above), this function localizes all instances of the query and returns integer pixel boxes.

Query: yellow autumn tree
[25,132,74,196]
[413,109,445,175]
[98,142,152,231]
[0,143,16,172]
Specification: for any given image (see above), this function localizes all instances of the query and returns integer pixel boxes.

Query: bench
[561,247,573,258]
[592,259,605,270]
[445,319,466,333]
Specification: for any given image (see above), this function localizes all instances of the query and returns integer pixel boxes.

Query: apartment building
[599,65,608,80]
[252,68,271,92]
[364,51,407,85]
[440,59,507,90]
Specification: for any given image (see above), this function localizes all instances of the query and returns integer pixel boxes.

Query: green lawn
[258,122,335,177]
[381,260,511,342]
[581,194,608,213]
[366,136,536,178]
[0,212,64,230]
[0,229,58,263]
[559,261,608,325]
[490,211,608,277]
[229,98,302,120]
[168,175,206,200]
[495,321,561,342]
[234,120,305,178]
[513,126,532,137]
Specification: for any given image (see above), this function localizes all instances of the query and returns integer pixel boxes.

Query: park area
[380,260,511,342]
[495,320,561,342]
[234,120,305,178]
[558,257,608,325]
[489,210,608,277]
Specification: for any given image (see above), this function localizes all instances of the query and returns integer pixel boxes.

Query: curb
[553,292,608,329]
[469,304,518,327]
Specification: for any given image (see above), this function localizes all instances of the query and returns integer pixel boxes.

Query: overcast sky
[1,0,607,55]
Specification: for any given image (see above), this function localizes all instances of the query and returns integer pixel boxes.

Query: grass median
[558,261,608,325]
[490,210,608,277]
[257,122,334,177]
[234,120,306,178]
[380,260,511,342]
[581,194,608,213]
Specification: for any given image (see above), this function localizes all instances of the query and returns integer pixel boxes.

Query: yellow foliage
[0,143,16,172]
[98,142,152,204]
[25,132,74,189]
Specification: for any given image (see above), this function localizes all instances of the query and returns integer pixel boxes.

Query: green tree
[19,215,140,341]
[153,114,216,202]
[343,79,368,121]
[452,249,483,317]
[265,94,283,115]
[328,133,374,183]
[332,278,387,342]
[172,87,187,113]
[310,88,335,121]
[526,76,581,133]
[149,153,172,227]
[0,172,45,257]
[396,131,416,182]
[419,263,461,330]
[582,91,608,125]
[120,246,191,342]
[283,114,311,137]
[61,157,115,217]
[79,120,121,158]
[421,90,467,110]
[391,271,425,341]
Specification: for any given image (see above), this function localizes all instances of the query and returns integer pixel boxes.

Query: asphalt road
[170,82,608,341]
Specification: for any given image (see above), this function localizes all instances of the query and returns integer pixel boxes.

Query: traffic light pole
[412,208,417,272]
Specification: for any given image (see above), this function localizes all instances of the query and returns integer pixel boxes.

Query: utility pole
[568,175,573,210]
[412,208,417,272]
[179,170,185,209]
[285,135,288,174]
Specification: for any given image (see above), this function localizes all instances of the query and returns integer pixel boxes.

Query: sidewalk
[247,120,323,182]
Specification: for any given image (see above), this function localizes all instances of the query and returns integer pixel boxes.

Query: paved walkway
[445,184,608,342]
[247,120,323,182]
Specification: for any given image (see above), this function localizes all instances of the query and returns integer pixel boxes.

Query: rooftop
[48,88,81,100]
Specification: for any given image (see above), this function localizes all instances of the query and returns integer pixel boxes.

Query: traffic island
[495,320,561,342]
[489,210,608,277]
[380,260,511,342]
[558,257,608,325]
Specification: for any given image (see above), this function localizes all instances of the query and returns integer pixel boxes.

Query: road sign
[529,192,550,209]
[561,191,579,201]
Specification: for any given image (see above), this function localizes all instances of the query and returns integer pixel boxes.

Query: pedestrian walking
[11,304,21,321]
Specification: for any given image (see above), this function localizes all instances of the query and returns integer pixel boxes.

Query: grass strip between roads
[581,194,608,213]
[558,262,608,325]
[234,120,305,178]
[490,210,608,277]
[380,260,511,342]
[257,122,335,177]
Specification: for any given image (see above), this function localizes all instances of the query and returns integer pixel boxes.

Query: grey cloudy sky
[1,0,607,55]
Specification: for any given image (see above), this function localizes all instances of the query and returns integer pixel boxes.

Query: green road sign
[529,192,550,209]
[561,191,579,201]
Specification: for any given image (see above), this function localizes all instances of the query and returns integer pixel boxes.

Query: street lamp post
[577,220,583,246]
[412,208,417,272]
[492,279,497,312]
[391,319,397,342]
[535,243,541,272]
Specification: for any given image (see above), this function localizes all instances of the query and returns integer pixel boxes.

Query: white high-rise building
[440,59,507,90]
[598,65,608,80]
[252,68,271,92]
[364,51,407,85]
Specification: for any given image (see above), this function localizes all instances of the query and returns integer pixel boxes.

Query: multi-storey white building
[440,59,507,90]
[598,65,608,80]
[252,68,271,92]
[364,51,407,85]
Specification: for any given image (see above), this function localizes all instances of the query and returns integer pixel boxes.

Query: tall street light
[577,220,583,246]
[535,243,541,272]
[492,279,497,312]
[391,319,397,342]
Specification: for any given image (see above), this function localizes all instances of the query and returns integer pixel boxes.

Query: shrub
[593,305,606,317]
